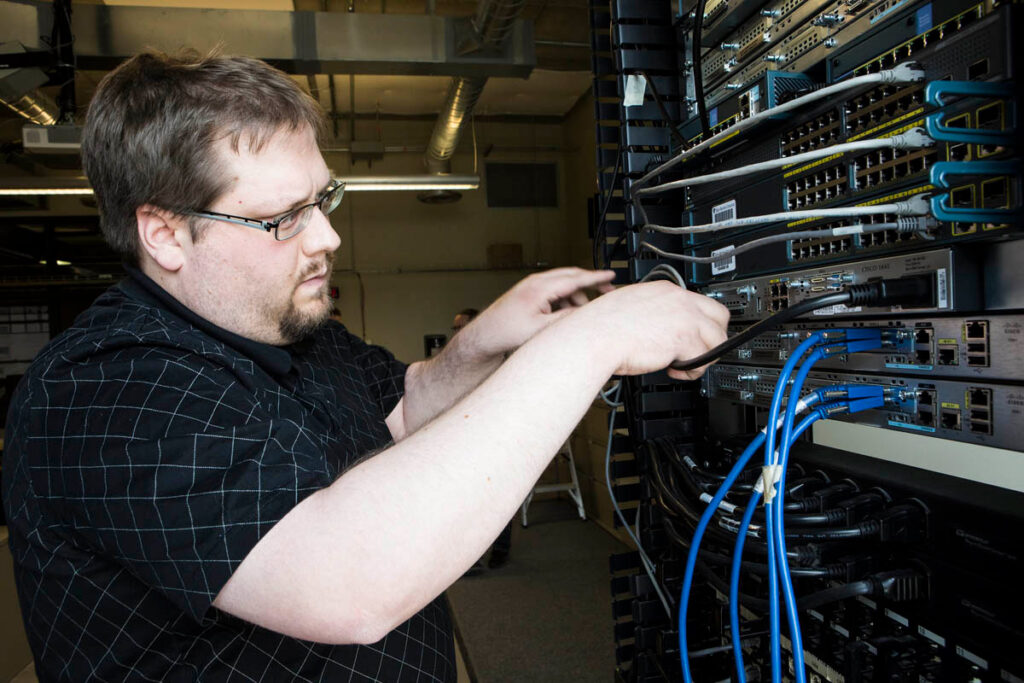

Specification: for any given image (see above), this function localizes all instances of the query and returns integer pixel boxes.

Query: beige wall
[327,117,577,361]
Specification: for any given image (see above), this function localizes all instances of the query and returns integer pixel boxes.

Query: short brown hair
[81,51,327,264]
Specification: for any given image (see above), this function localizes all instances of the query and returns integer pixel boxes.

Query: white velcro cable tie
[700,492,738,514]
[760,464,785,503]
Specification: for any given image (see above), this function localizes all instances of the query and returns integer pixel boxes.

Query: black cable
[690,0,711,139]
[592,147,623,269]
[796,580,873,611]
[671,274,936,371]
[638,70,687,148]
[672,291,851,371]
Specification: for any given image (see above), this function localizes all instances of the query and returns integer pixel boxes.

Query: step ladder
[520,438,586,527]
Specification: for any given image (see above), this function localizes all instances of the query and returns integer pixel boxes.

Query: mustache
[299,251,335,281]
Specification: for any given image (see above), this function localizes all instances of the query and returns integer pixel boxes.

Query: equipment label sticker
[936,268,948,308]
[710,200,738,275]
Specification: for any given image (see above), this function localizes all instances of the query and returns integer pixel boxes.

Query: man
[450,308,512,573]
[2,52,729,681]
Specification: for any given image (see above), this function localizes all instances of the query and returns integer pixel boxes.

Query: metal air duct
[419,0,527,203]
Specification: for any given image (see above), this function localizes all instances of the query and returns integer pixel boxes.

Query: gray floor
[446,499,627,683]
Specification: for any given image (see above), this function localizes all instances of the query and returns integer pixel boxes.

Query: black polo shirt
[2,268,455,682]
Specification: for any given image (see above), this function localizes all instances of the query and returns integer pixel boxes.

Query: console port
[965,320,988,339]
[915,348,932,364]
[918,409,934,427]
[941,407,962,430]
[915,327,932,344]
[969,387,991,409]
[937,344,959,365]
[917,389,936,406]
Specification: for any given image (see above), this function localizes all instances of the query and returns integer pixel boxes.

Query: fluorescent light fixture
[0,177,92,196]
[0,187,94,196]
[337,175,480,191]
[38,259,72,266]
[0,175,481,196]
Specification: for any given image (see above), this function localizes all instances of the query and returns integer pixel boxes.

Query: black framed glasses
[185,180,345,241]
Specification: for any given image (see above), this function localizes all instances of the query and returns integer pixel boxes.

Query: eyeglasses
[185,180,345,241]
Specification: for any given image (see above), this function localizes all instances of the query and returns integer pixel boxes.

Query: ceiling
[0,0,595,283]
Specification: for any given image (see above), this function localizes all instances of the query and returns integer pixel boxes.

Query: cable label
[833,225,866,236]
[623,74,647,107]
[936,268,949,308]
[710,201,737,274]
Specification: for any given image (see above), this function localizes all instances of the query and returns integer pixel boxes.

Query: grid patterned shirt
[2,268,456,682]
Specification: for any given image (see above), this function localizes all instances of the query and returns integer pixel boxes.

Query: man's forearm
[215,311,617,644]
[399,323,504,436]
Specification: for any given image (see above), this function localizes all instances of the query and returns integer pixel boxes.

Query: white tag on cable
[623,74,647,107]
[700,492,738,514]
[760,464,784,503]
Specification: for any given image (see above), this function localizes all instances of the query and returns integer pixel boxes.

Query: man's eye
[276,211,301,229]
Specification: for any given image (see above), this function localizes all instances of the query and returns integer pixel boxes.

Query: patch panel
[844,83,924,136]
[781,109,841,157]
[717,314,1024,379]
[703,248,979,321]
[851,147,938,191]
[704,365,1021,448]
[786,163,848,209]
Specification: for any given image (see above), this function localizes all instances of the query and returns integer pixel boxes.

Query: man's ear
[136,205,189,272]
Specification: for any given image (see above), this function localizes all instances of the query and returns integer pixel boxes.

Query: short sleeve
[17,351,333,623]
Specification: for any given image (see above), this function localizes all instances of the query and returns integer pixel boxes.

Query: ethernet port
[969,388,991,408]
[951,186,974,208]
[918,409,934,427]
[976,102,1003,131]
[981,178,1008,209]
[915,327,933,344]
[941,408,962,430]
[965,320,988,339]
[968,58,990,80]
[917,389,936,406]
[915,348,932,364]
[938,344,959,365]
[949,142,968,161]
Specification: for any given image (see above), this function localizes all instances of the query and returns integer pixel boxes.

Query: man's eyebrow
[268,179,333,216]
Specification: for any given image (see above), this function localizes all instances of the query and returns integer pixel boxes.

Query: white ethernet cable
[634,63,927,188]
[640,262,688,289]
[603,383,675,618]
[639,217,933,263]
[634,129,933,197]
[645,194,930,235]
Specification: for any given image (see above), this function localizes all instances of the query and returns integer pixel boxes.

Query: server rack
[591,0,1023,679]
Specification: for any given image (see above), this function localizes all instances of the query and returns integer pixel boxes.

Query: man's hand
[574,280,731,381]
[463,268,616,359]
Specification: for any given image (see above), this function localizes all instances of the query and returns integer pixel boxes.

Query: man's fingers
[568,291,590,307]
[540,269,616,300]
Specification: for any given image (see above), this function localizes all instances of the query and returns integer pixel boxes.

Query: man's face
[183,125,341,345]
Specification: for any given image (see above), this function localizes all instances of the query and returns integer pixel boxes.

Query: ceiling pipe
[419,0,527,203]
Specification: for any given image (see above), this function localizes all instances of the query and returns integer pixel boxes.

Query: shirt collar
[122,264,294,379]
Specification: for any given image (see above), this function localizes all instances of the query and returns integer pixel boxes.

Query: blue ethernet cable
[678,429,768,682]
[765,330,884,682]
[680,332,825,683]
[729,387,826,681]
[761,331,828,681]
[774,334,884,682]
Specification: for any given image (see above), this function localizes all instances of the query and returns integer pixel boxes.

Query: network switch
[718,313,1024,379]
[704,363,1021,448]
